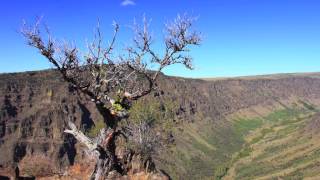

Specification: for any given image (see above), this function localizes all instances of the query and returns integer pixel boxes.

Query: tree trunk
[96,104,116,129]
[64,121,121,179]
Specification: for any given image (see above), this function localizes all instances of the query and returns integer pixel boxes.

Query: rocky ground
[1,70,320,179]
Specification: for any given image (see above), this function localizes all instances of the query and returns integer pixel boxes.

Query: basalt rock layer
[1,70,320,179]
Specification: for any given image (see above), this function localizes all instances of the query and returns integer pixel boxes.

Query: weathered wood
[64,121,97,151]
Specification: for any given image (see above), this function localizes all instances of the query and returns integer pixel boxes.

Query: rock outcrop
[1,70,320,178]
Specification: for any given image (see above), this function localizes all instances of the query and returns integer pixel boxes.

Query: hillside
[1,70,320,179]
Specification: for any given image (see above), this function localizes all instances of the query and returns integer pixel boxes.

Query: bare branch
[22,14,201,178]
[127,14,201,100]
[64,121,97,151]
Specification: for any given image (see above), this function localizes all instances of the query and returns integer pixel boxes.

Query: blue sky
[0,0,320,77]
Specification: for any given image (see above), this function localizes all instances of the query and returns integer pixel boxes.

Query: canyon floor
[1,70,320,179]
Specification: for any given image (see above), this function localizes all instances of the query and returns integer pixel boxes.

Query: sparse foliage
[87,119,106,138]
[22,14,201,179]
[125,99,176,160]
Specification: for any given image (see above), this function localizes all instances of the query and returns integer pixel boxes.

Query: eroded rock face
[0,71,104,177]
[1,70,320,178]
[305,112,320,135]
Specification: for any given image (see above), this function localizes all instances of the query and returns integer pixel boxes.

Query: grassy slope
[224,104,320,180]
[157,101,320,180]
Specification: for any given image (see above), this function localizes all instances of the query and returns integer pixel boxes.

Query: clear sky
[1,0,320,77]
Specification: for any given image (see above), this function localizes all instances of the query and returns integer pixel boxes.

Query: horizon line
[1,68,319,79]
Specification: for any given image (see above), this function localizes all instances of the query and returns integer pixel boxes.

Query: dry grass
[19,154,58,177]
[224,108,320,180]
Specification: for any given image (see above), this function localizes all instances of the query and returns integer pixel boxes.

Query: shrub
[125,98,177,159]
[87,119,106,138]
[214,164,229,180]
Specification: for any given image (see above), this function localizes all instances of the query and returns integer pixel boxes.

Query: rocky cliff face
[0,70,104,178]
[1,70,320,178]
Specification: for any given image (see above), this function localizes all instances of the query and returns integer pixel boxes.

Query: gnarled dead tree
[21,14,201,179]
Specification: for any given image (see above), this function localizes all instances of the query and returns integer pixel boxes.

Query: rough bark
[64,121,116,180]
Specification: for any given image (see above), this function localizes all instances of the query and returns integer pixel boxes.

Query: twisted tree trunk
[64,121,118,180]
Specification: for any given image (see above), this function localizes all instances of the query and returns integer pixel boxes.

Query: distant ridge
[1,69,320,179]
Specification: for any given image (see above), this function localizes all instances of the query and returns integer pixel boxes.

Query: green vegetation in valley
[225,106,320,180]
[158,103,320,180]
[84,98,320,180]
[233,117,263,137]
